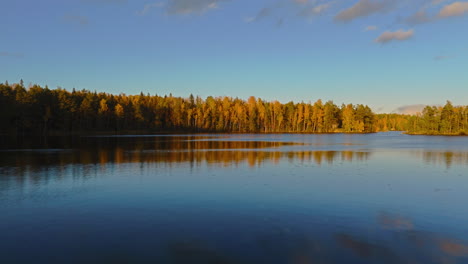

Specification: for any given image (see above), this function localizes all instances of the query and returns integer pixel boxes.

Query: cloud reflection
[378,212,414,231]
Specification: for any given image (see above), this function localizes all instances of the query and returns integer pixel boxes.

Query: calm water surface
[1,132,468,263]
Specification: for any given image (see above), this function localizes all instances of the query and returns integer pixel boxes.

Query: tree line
[0,82,375,134]
[0,81,466,135]
[405,102,468,135]
[371,102,467,135]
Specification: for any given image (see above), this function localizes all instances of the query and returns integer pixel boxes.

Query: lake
[1,132,468,263]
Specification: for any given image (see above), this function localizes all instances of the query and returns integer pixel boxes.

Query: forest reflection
[0,148,370,173]
[1,136,468,263]
[1,137,467,176]
[413,150,468,168]
[0,141,373,191]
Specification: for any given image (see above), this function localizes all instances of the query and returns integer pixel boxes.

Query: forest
[0,81,466,135]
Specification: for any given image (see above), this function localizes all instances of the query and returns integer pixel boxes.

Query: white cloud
[375,29,414,44]
[438,1,468,17]
[300,3,333,17]
[404,1,468,25]
[335,0,396,22]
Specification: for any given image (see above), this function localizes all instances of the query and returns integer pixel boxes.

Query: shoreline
[1,131,379,137]
[1,131,467,137]
[404,132,467,137]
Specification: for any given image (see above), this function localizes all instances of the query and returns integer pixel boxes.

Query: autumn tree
[3,81,464,136]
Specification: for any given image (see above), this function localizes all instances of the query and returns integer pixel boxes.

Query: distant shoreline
[2,130,379,136]
[404,132,467,137]
[2,83,466,137]
[2,131,466,137]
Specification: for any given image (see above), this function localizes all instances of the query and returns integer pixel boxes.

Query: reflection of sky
[1,133,468,263]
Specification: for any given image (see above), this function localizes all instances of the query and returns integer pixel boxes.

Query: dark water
[1,132,468,264]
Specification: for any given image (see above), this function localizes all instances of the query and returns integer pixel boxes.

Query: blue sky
[1,0,468,113]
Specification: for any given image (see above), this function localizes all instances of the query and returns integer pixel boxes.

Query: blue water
[1,132,467,263]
